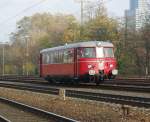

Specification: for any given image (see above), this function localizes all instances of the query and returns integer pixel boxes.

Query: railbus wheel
[108,74,116,80]
[45,75,55,84]
[96,75,105,85]
[95,75,100,85]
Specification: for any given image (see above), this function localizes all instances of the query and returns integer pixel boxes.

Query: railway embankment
[0,87,149,122]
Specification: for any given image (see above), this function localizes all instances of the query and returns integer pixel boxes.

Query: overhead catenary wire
[83,0,112,11]
[0,0,47,26]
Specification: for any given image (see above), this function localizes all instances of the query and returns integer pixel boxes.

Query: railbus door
[39,54,43,77]
[74,48,78,79]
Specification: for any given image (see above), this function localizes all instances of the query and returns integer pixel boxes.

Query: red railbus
[39,41,118,84]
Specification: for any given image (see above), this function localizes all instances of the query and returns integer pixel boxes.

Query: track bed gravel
[0,87,150,122]
[0,102,52,122]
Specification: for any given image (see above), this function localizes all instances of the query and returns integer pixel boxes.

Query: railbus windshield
[104,47,114,58]
[78,47,96,58]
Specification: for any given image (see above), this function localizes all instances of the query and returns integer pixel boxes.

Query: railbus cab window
[78,47,96,58]
[104,47,114,58]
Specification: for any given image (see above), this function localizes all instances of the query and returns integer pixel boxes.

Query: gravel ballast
[0,102,52,122]
[0,87,149,122]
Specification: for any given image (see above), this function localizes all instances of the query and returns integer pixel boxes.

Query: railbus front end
[77,43,118,84]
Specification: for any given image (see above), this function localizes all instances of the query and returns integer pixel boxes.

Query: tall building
[125,0,150,30]
[130,0,138,10]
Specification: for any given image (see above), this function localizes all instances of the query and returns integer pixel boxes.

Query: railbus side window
[42,53,47,64]
[53,52,56,63]
[54,51,59,63]
[63,50,68,63]
[57,51,59,63]
[59,50,63,63]
[49,52,52,64]
[42,53,44,64]
[68,49,74,63]
[55,51,58,63]
[46,53,49,64]
[51,52,54,64]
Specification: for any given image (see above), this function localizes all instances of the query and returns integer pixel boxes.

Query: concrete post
[59,89,66,100]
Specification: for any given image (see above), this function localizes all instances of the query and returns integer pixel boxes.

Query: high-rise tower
[130,0,138,10]
[125,0,150,30]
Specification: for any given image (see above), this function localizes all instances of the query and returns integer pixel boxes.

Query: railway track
[0,115,11,122]
[107,78,150,86]
[0,77,150,93]
[66,90,150,108]
[0,75,150,86]
[0,81,59,95]
[103,81,150,86]
[0,97,77,122]
[0,78,150,95]
[0,81,150,108]
[0,75,45,83]
[0,75,150,85]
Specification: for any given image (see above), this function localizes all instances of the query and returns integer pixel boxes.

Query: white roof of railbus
[40,41,114,53]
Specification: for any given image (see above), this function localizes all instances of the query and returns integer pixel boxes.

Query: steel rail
[0,97,77,122]
[0,76,44,82]
[98,84,150,93]
[1,79,150,94]
[103,81,150,86]
[0,82,59,95]
[0,75,150,85]
[0,115,11,122]
[66,90,150,108]
[0,75,150,87]
[0,75,149,80]
[117,77,150,80]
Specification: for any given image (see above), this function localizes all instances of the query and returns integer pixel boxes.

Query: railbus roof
[40,41,114,53]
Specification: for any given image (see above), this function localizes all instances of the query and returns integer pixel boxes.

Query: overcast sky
[0,0,129,42]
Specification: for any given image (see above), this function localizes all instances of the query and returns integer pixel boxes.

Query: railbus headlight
[110,64,113,68]
[89,70,96,75]
[112,69,118,75]
[88,64,92,69]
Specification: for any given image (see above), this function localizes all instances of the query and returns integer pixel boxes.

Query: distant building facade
[125,0,150,30]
